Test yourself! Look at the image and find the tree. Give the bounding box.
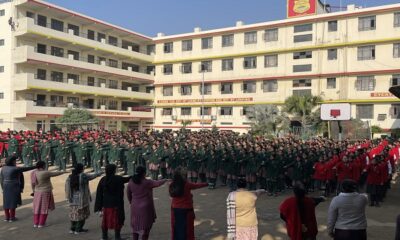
[283,95,322,127]
[57,108,97,130]
[249,105,290,137]
[371,125,383,139]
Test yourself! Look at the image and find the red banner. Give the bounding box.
[287,0,317,18]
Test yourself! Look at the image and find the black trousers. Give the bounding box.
[334,229,367,240]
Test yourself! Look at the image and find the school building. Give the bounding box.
[0,0,400,133]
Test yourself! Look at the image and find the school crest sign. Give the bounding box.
[287,0,317,18]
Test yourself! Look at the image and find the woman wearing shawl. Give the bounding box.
[65,163,101,234]
[226,178,265,240]
[31,161,66,228]
[0,156,36,222]
[94,164,130,240]
[279,182,325,240]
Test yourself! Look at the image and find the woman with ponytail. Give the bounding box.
[94,164,130,240]
[65,163,101,234]
[127,166,168,240]
[279,182,325,240]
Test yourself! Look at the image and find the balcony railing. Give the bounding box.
[33,74,149,93]
[33,100,153,112]
[34,48,154,75]
[33,21,155,55]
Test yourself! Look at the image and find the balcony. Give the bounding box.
[13,73,154,101]
[13,46,154,82]
[14,17,154,63]
[13,100,154,120]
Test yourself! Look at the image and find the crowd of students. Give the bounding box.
[0,128,398,240]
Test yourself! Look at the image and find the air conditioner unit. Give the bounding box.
[67,79,74,84]
[100,38,106,44]
[67,103,74,108]
[211,115,217,121]
[171,116,177,120]
[68,29,75,35]
[100,83,106,88]
[100,105,106,110]
[68,54,74,60]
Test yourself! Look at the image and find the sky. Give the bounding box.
[45,0,400,37]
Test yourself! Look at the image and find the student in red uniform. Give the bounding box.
[313,156,326,192]
[365,156,382,207]
[169,168,207,240]
[335,155,354,194]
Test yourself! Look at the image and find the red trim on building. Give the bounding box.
[154,5,400,43]
[152,125,251,129]
[26,59,154,84]
[154,68,400,86]
[26,113,153,120]
[27,0,152,41]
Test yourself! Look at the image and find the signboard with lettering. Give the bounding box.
[287,0,317,18]
[370,92,394,97]
[157,97,253,104]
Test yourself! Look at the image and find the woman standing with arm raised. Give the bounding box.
[169,168,208,240]
[127,166,168,240]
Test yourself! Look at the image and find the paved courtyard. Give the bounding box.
[1,169,399,240]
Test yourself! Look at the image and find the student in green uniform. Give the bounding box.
[21,139,34,167]
[56,139,68,171]
[40,138,52,169]
[91,141,103,174]
[7,134,19,158]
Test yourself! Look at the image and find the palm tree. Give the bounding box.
[283,95,322,127]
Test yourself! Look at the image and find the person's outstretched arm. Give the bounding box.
[187,182,208,190]
[151,179,168,188]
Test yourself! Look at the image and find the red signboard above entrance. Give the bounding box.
[287,0,317,18]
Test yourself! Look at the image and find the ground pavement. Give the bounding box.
[0,169,399,240]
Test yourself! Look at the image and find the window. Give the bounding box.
[294,24,313,33]
[293,79,312,87]
[359,16,376,31]
[108,36,118,46]
[220,107,233,116]
[67,97,79,106]
[36,69,46,80]
[294,34,313,43]
[264,55,278,67]
[0,39,4,46]
[67,24,79,36]
[181,107,192,116]
[328,20,338,32]
[163,64,173,75]
[394,43,400,58]
[200,83,212,95]
[222,34,234,47]
[222,59,234,71]
[356,105,373,119]
[108,80,118,89]
[390,104,400,119]
[108,59,118,68]
[221,82,233,94]
[200,107,212,116]
[181,62,192,74]
[264,28,278,42]
[87,77,95,86]
[37,43,46,54]
[243,81,256,93]
[50,95,64,106]
[293,51,312,59]
[97,33,106,42]
[262,80,278,92]
[328,49,338,60]
[164,42,174,53]
[244,31,257,44]
[163,86,173,96]
[51,46,64,57]
[355,76,375,91]
[327,78,336,89]
[0,66,4,72]
[182,40,192,51]
[147,45,155,55]
[395,13,400,27]
[67,73,79,84]
[67,50,79,60]
[202,37,213,49]
[108,100,118,110]
[180,85,192,96]
[26,11,34,18]
[0,92,3,99]
[97,98,107,108]
[37,15,47,27]
[51,71,63,82]
[162,108,173,116]
[87,30,95,40]
[241,106,253,117]
[51,18,64,32]
[200,61,212,72]
[244,56,257,69]
[357,45,375,60]
[293,64,312,72]
[392,75,400,86]
[293,89,312,96]
[88,55,95,63]
[0,9,5,16]
[98,78,107,87]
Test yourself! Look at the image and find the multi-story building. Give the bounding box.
[1,0,400,133]
[0,0,156,131]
